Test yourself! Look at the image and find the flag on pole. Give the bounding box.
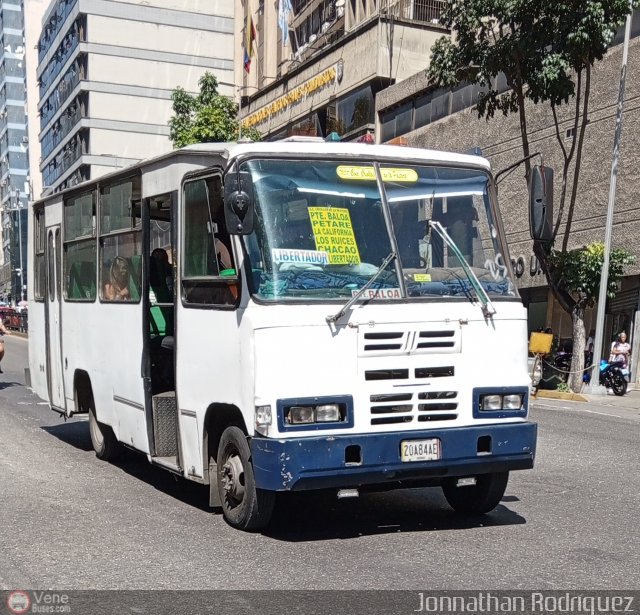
[243,12,257,73]
[278,0,293,46]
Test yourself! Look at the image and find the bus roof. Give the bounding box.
[35,141,491,204]
[182,141,492,171]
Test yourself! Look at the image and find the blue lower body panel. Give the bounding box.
[251,422,537,491]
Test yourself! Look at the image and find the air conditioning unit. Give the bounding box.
[0,180,7,187]
[22,136,28,143]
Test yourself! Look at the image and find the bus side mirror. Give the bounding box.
[529,165,554,242]
[224,171,254,235]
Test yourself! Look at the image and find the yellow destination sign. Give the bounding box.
[413,273,432,282]
[336,166,418,182]
[308,206,361,265]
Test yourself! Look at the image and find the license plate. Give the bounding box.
[400,438,441,462]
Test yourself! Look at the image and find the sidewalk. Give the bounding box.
[581,386,640,410]
[534,384,640,409]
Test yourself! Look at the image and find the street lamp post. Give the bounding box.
[14,188,24,303]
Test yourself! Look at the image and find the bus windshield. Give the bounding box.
[242,158,516,301]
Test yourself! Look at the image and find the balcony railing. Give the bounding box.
[43,135,84,187]
[41,100,83,160]
[39,24,80,98]
[40,60,83,131]
[38,0,77,64]
[380,0,446,24]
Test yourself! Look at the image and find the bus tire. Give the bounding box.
[442,471,509,515]
[89,400,122,462]
[216,426,275,531]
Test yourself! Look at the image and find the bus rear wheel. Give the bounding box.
[442,472,509,515]
[216,426,275,531]
[88,400,122,461]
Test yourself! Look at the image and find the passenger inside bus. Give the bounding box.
[103,256,131,301]
[150,248,173,301]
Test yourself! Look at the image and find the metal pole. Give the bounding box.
[586,9,632,394]
[17,203,24,301]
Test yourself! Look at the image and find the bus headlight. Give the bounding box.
[475,389,527,417]
[289,406,315,424]
[503,394,523,410]
[481,394,502,410]
[279,397,353,430]
[315,404,341,422]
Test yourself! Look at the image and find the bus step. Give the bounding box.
[152,391,178,457]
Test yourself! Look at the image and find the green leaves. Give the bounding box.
[168,72,261,147]
[428,0,636,118]
[548,242,635,306]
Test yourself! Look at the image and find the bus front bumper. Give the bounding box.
[250,422,537,492]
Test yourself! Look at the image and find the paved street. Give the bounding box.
[1,333,639,590]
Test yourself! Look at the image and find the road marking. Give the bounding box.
[583,409,622,418]
[532,402,572,410]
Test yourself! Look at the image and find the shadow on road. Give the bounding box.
[42,420,94,452]
[41,419,210,512]
[40,421,526,540]
[262,490,526,541]
[0,380,21,391]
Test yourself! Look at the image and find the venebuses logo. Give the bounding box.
[7,590,31,614]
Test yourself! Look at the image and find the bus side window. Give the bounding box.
[182,176,237,306]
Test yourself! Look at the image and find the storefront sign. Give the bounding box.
[242,61,343,130]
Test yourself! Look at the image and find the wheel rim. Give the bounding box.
[89,411,103,447]
[612,376,625,395]
[221,449,245,506]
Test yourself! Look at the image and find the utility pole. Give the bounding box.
[586,7,633,394]
[15,188,24,302]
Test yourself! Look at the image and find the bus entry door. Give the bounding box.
[45,226,65,410]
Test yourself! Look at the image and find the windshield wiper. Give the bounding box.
[428,221,496,317]
[325,252,397,324]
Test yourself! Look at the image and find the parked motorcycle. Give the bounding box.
[553,351,572,382]
[583,360,628,396]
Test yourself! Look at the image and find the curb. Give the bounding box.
[533,390,588,403]
[6,332,28,339]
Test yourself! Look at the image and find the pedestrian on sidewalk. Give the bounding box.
[609,331,631,381]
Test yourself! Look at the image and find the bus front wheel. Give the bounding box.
[88,401,122,461]
[441,472,509,515]
[216,426,275,531]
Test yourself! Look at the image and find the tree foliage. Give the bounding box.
[168,72,261,147]
[428,0,637,390]
[429,0,632,118]
[549,243,635,308]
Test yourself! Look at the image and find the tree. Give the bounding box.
[168,72,261,147]
[549,244,634,389]
[428,0,637,390]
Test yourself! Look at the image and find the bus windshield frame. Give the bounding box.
[239,156,517,304]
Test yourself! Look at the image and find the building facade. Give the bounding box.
[237,0,447,141]
[0,0,29,304]
[375,23,640,384]
[34,0,235,194]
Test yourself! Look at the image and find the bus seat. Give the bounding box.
[68,261,96,299]
[150,305,173,337]
[129,254,142,301]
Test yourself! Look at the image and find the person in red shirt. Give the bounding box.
[0,318,8,373]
